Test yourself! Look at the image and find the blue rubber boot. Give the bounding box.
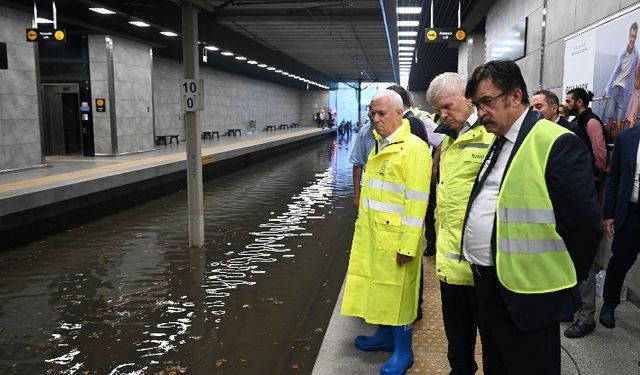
[380,324,414,375]
[354,325,394,352]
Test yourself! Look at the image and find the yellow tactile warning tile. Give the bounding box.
[0,129,320,194]
[410,256,483,374]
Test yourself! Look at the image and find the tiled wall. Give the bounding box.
[88,35,112,155]
[113,38,153,153]
[153,57,304,137]
[89,35,153,155]
[0,5,41,171]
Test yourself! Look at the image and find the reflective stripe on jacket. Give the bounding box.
[436,125,494,285]
[496,119,577,293]
[341,120,432,325]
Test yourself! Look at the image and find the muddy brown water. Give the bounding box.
[0,137,357,374]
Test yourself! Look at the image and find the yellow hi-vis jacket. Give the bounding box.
[436,124,494,285]
[496,119,577,293]
[341,120,432,325]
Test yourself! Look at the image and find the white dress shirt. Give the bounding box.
[463,110,527,266]
[379,125,402,150]
[632,138,640,203]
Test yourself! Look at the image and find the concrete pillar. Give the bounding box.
[182,2,204,248]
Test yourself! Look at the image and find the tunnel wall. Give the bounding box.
[0,5,42,171]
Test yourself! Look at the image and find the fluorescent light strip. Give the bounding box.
[267,67,276,70]
[275,69,283,73]
[235,56,247,60]
[397,7,422,14]
[160,31,178,37]
[221,51,234,56]
[398,31,418,37]
[248,60,258,64]
[205,46,219,51]
[397,20,419,27]
[36,17,54,24]
[129,20,150,27]
[399,52,413,56]
[258,63,267,68]
[398,39,416,45]
[399,46,415,51]
[89,7,116,15]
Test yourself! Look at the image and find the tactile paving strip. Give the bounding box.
[410,256,483,374]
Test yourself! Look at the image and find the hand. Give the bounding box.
[353,192,360,209]
[396,253,414,266]
[603,219,614,238]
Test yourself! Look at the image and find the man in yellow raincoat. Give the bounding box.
[341,90,432,375]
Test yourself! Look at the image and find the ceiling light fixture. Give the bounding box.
[248,60,258,64]
[129,20,150,27]
[398,39,416,45]
[275,69,283,73]
[89,7,116,15]
[398,31,418,37]
[258,63,267,68]
[221,51,234,56]
[205,46,219,51]
[399,46,415,51]
[160,31,178,37]
[399,52,413,56]
[397,7,422,14]
[267,67,276,71]
[235,56,247,60]
[397,20,419,27]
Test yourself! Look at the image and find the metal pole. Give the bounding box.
[181,1,204,248]
[357,78,362,126]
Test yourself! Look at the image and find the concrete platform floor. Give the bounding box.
[313,256,640,375]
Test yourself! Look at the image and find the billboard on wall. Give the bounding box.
[563,6,640,124]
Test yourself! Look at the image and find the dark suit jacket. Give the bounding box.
[404,110,430,145]
[467,109,602,331]
[603,126,640,231]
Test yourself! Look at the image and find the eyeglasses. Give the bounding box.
[472,92,507,111]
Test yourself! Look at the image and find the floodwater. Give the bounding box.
[0,136,357,374]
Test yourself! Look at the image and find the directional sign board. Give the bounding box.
[26,28,66,43]
[425,28,466,43]
[181,79,204,112]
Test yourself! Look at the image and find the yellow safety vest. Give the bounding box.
[496,119,577,293]
[341,120,432,325]
[436,125,494,285]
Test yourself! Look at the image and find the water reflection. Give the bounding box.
[0,137,355,374]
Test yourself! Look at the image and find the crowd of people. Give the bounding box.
[342,60,640,375]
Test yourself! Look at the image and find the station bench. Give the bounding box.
[155,134,180,145]
[226,128,242,136]
[202,130,220,139]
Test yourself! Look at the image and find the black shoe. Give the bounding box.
[599,305,616,329]
[414,309,423,323]
[423,242,436,257]
[563,321,595,338]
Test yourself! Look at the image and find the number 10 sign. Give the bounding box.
[181,79,204,112]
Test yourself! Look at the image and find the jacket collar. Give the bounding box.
[373,119,409,154]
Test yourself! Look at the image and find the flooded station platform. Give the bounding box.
[1,131,638,374]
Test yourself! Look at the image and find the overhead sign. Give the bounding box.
[425,28,466,43]
[96,98,106,112]
[26,28,66,43]
[180,79,204,112]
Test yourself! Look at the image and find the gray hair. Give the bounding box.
[371,89,404,110]
[426,72,467,104]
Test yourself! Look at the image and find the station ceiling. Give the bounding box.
[4,0,494,90]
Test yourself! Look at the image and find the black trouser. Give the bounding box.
[425,182,437,249]
[471,265,561,375]
[440,281,479,375]
[603,203,640,309]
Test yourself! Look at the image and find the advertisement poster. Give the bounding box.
[563,7,640,127]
